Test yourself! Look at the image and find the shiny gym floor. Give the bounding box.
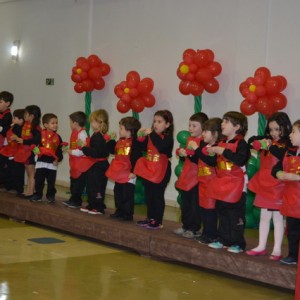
[0,192,294,300]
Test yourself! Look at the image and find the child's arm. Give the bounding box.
[194,141,217,167]
[149,131,174,156]
[0,113,12,137]
[82,133,109,158]
[272,159,300,181]
[22,128,41,146]
[69,130,87,156]
[55,135,64,163]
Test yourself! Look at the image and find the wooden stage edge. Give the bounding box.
[0,192,296,291]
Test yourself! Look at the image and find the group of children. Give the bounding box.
[0,90,299,265]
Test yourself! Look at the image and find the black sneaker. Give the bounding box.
[146,220,163,230]
[195,235,217,245]
[47,197,56,204]
[280,256,297,265]
[136,218,151,227]
[68,202,81,209]
[30,195,42,202]
[110,212,123,219]
[63,200,72,206]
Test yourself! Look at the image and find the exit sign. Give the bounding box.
[46,78,54,85]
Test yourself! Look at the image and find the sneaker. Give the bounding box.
[280,256,297,265]
[136,219,151,227]
[208,241,226,249]
[68,202,81,209]
[30,195,42,202]
[122,215,133,221]
[195,235,216,245]
[146,220,163,230]
[227,245,243,254]
[88,209,103,215]
[47,197,55,204]
[182,230,195,239]
[110,212,123,219]
[80,206,90,213]
[173,227,186,235]
[63,200,72,206]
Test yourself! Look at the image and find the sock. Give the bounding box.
[271,211,284,256]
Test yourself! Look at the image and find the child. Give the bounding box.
[14,105,42,198]
[272,119,300,265]
[63,111,88,208]
[134,110,174,229]
[206,111,250,253]
[191,118,223,244]
[0,91,13,148]
[80,109,115,214]
[106,116,142,221]
[174,112,208,239]
[0,109,24,193]
[30,113,63,203]
[246,112,291,260]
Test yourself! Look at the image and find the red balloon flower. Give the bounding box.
[239,67,287,117]
[177,48,222,96]
[71,54,111,93]
[114,71,156,114]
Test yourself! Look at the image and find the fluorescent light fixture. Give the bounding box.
[11,40,20,61]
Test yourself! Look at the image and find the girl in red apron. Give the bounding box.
[134,110,174,230]
[273,119,300,265]
[247,112,291,260]
[174,112,208,238]
[106,117,142,221]
[206,111,250,253]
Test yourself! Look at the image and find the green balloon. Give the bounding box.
[134,192,145,204]
[246,191,255,212]
[246,155,260,179]
[175,161,184,177]
[176,130,190,146]
[177,193,182,207]
[245,214,256,229]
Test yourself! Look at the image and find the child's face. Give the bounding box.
[189,120,202,138]
[119,125,131,138]
[13,116,24,126]
[203,130,216,145]
[44,118,58,132]
[153,115,170,135]
[221,119,240,138]
[0,100,10,112]
[70,120,79,131]
[24,111,33,123]
[268,121,281,141]
[90,118,102,132]
[289,125,300,147]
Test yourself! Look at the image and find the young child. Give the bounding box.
[191,118,223,244]
[0,109,24,193]
[134,110,174,229]
[0,91,13,148]
[246,112,291,260]
[106,116,142,221]
[63,111,88,208]
[14,105,42,198]
[206,111,250,253]
[30,113,63,203]
[80,109,115,215]
[272,119,300,265]
[174,112,208,239]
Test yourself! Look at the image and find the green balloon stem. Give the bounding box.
[132,111,139,120]
[194,95,202,113]
[257,113,267,136]
[85,91,92,136]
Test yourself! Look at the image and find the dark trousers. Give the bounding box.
[70,172,87,205]
[114,182,135,218]
[286,217,300,260]
[181,185,202,232]
[34,168,57,198]
[202,208,218,239]
[86,161,109,212]
[216,192,246,249]
[4,159,24,193]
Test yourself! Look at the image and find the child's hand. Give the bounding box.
[207,146,224,155]
[128,173,136,179]
[68,149,72,155]
[32,147,40,155]
[53,160,58,166]
[176,148,187,157]
[77,140,85,148]
[15,137,23,144]
[187,141,198,150]
[10,134,17,141]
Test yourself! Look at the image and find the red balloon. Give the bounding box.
[239,81,248,94]
[246,77,254,85]
[72,66,78,74]
[94,78,105,90]
[88,67,102,81]
[82,79,94,92]
[137,78,154,95]
[101,63,110,76]
[179,80,191,95]
[274,76,287,91]
[240,100,256,116]
[114,85,123,98]
[190,81,204,96]
[208,61,222,76]
[177,67,186,80]
[87,54,102,67]
[186,73,195,81]
[195,69,212,83]
[205,49,215,62]
[246,92,258,103]
[71,74,82,83]
[253,75,265,85]
[189,64,198,73]
[193,50,209,67]
[120,81,127,89]
[255,85,266,97]
[270,93,287,110]
[183,49,196,64]
[126,71,140,85]
[254,67,271,81]
[74,82,84,93]
[142,94,156,107]
[129,88,139,98]
[265,78,281,95]
[80,71,88,80]
[121,93,132,104]
[76,57,88,68]
[256,97,272,115]
[131,98,145,113]
[204,78,219,93]
[117,100,130,113]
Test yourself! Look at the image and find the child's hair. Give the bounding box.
[203,117,224,142]
[154,110,174,136]
[13,109,25,120]
[25,105,41,128]
[265,112,292,139]
[89,109,109,134]
[42,113,57,125]
[223,111,248,136]
[119,117,141,138]
[189,112,208,126]
[69,111,86,127]
[0,91,14,106]
[293,120,300,129]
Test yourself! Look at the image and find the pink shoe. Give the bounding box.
[269,255,282,261]
[246,249,267,256]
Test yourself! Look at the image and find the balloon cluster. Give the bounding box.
[177,49,222,96]
[239,67,287,117]
[71,54,111,93]
[114,71,156,113]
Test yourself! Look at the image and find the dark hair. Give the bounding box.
[293,120,300,129]
[42,113,57,125]
[119,117,141,138]
[203,117,224,142]
[265,112,292,139]
[223,111,248,136]
[189,112,208,126]
[154,110,174,136]
[69,111,86,127]
[0,91,14,106]
[25,105,41,128]
[13,109,25,120]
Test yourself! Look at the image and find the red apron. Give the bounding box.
[0,109,11,148]
[0,127,19,157]
[38,129,60,160]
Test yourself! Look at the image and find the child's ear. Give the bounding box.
[166,122,170,128]
[234,124,241,133]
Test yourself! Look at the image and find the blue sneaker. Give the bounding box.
[208,241,225,249]
[227,245,243,253]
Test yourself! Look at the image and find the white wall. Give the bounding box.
[0,0,299,205]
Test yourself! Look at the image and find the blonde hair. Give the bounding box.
[90,109,109,134]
